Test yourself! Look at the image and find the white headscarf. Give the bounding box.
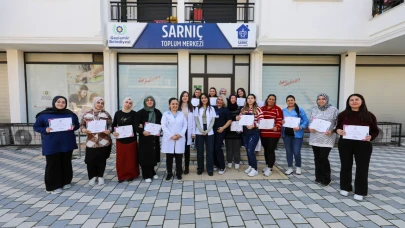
[122,97,133,112]
[92,96,104,111]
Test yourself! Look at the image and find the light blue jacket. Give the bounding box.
[282,107,309,138]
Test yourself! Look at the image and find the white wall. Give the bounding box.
[260,0,371,41]
[0,0,103,40]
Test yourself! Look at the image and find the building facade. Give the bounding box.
[1,0,405,137]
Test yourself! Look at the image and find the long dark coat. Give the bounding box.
[136,108,162,167]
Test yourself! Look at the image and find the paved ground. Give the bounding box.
[1,145,405,228]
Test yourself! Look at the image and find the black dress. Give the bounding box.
[136,109,162,167]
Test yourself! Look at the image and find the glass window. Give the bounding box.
[262,66,339,117]
[118,65,177,112]
[26,64,104,122]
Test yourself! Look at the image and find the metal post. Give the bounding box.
[399,123,402,147]
[78,130,82,158]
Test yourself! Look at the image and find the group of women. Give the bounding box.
[34,88,378,201]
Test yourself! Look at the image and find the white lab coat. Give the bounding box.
[182,107,195,145]
[161,111,188,154]
[194,106,216,136]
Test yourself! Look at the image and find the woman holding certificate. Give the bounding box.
[335,94,379,201]
[179,91,195,174]
[225,94,242,169]
[112,97,139,183]
[308,93,339,186]
[162,98,188,182]
[213,95,232,175]
[236,94,264,177]
[136,96,162,183]
[282,95,308,175]
[80,97,113,186]
[34,96,80,194]
[194,93,216,176]
[260,94,283,177]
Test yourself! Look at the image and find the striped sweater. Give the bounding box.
[239,107,264,127]
[260,105,283,138]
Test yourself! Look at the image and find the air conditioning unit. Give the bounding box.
[374,124,392,143]
[11,126,42,145]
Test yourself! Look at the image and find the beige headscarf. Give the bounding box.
[92,96,104,111]
[122,97,133,112]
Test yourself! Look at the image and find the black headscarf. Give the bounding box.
[228,94,238,111]
[35,96,75,118]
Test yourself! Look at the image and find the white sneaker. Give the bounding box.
[262,166,269,173]
[214,166,218,171]
[340,190,349,197]
[145,178,152,183]
[296,167,302,175]
[218,168,226,175]
[228,163,233,169]
[62,184,71,190]
[244,166,252,174]
[46,188,63,194]
[235,164,240,170]
[153,175,159,180]
[285,168,293,175]
[248,169,259,177]
[88,177,97,186]
[264,169,272,177]
[98,177,105,186]
[354,194,364,201]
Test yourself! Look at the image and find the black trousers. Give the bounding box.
[338,139,373,196]
[141,165,156,180]
[45,151,73,191]
[214,132,226,170]
[312,146,332,185]
[184,130,190,168]
[225,139,241,164]
[261,137,279,169]
[167,153,183,177]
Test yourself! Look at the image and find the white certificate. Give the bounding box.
[283,117,301,128]
[191,98,200,106]
[87,120,107,133]
[259,119,275,129]
[144,122,162,136]
[115,125,134,139]
[257,101,265,107]
[49,117,73,132]
[237,98,246,107]
[210,97,217,106]
[309,119,331,133]
[238,115,254,126]
[343,125,369,141]
[230,121,243,132]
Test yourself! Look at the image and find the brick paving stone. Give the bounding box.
[1,146,405,228]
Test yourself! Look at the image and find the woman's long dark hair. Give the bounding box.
[198,93,211,112]
[237,88,246,98]
[192,88,201,98]
[342,93,372,123]
[179,91,193,112]
[286,95,300,116]
[266,94,277,106]
[209,87,217,97]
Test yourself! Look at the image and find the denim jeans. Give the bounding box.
[242,129,260,170]
[283,136,303,168]
[196,127,214,172]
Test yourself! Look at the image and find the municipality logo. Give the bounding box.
[113,24,127,35]
[236,24,249,46]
